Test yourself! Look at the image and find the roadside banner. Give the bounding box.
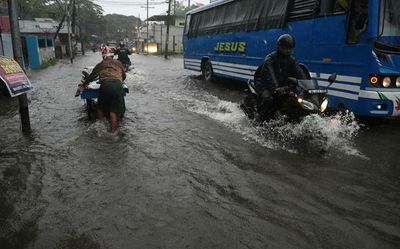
[0,56,33,97]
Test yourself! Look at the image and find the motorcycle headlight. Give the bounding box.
[299,99,315,111]
[382,77,391,88]
[320,98,328,113]
[396,77,400,88]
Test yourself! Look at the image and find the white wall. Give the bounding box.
[151,24,184,52]
[1,33,13,57]
[39,47,55,63]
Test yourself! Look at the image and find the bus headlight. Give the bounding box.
[382,77,391,88]
[396,77,400,88]
[320,98,328,113]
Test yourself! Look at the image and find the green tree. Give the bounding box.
[174,1,202,16]
[76,0,105,38]
[103,14,142,42]
[14,0,142,46]
[15,0,105,45]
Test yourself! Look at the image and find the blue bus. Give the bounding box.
[183,0,400,118]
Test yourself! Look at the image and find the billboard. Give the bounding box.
[0,56,33,97]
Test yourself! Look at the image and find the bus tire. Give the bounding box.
[202,60,214,82]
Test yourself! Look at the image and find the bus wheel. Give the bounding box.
[202,61,214,82]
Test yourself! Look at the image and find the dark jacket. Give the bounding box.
[254,51,306,92]
[84,57,126,85]
[115,47,131,63]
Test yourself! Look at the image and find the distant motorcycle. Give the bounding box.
[240,74,336,122]
[118,59,132,72]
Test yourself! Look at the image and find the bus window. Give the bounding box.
[379,0,400,38]
[347,0,368,44]
[319,0,351,15]
[334,0,351,13]
[184,14,191,35]
[288,0,319,21]
[188,0,289,37]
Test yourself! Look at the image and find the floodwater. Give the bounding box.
[0,53,399,249]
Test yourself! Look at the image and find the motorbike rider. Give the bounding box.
[254,34,306,119]
[101,43,110,59]
[114,41,132,68]
[79,52,126,133]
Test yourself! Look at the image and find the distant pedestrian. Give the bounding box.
[101,43,112,60]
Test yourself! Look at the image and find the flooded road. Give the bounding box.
[1,53,399,249]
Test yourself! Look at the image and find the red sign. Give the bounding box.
[0,56,33,97]
[0,16,10,33]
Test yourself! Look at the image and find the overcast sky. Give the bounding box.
[92,0,210,20]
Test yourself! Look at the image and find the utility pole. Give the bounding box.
[8,0,31,133]
[77,0,84,55]
[141,1,154,55]
[146,0,149,54]
[160,24,163,53]
[164,0,172,59]
[66,0,73,63]
[71,0,76,34]
[188,0,190,8]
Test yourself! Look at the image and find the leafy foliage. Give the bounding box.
[174,1,202,16]
[103,14,141,42]
[14,0,142,45]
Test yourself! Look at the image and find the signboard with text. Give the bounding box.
[0,56,33,97]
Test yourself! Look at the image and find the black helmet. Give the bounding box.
[277,34,295,56]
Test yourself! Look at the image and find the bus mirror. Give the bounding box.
[328,73,337,83]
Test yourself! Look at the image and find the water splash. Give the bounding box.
[175,94,363,157]
[85,120,120,141]
[257,112,363,157]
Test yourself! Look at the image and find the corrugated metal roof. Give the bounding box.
[18,18,69,34]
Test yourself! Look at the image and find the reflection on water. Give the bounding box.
[0,149,43,249]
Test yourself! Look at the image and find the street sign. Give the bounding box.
[0,56,33,97]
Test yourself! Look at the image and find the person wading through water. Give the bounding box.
[79,52,126,133]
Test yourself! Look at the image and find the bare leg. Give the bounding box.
[109,112,119,133]
[97,110,104,120]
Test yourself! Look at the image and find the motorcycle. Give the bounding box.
[123,61,132,72]
[75,67,129,119]
[118,59,133,72]
[240,74,336,122]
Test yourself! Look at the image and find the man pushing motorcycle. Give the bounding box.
[254,34,307,120]
[79,52,126,133]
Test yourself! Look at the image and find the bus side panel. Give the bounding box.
[291,15,372,114]
[209,31,274,82]
[184,28,306,82]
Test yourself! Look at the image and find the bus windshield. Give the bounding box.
[379,0,400,37]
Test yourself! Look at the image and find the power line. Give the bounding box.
[93,0,166,5]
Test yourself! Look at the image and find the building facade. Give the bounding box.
[0,16,70,69]
[138,15,185,54]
